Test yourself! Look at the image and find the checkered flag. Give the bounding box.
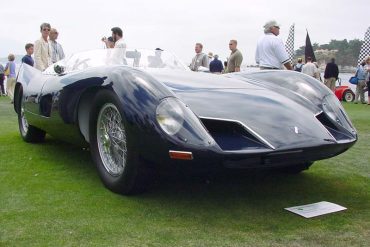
[358,26,370,65]
[285,24,295,63]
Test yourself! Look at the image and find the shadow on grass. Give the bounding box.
[32,137,366,212]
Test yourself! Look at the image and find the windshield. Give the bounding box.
[44,48,188,74]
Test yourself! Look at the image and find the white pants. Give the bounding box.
[6,77,16,101]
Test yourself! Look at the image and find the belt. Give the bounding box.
[260,66,279,70]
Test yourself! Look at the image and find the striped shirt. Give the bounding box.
[50,40,65,63]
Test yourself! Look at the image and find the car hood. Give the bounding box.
[151,70,336,150]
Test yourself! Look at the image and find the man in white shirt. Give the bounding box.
[34,23,52,71]
[190,43,209,71]
[49,28,65,63]
[302,57,318,78]
[255,20,292,70]
[110,27,127,64]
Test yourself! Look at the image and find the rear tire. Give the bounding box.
[17,87,46,143]
[343,90,355,102]
[278,162,313,174]
[89,90,152,195]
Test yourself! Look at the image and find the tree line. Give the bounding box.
[295,39,363,66]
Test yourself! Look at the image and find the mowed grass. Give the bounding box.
[0,96,369,247]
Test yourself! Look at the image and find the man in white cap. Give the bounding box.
[255,20,292,70]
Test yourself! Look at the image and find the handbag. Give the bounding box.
[349,76,358,85]
[4,65,10,76]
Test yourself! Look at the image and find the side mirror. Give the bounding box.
[54,64,65,75]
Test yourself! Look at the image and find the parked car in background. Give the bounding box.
[335,78,355,102]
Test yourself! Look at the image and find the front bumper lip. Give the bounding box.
[222,140,356,168]
[171,138,356,169]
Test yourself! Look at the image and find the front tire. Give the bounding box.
[89,90,151,195]
[343,90,355,102]
[17,87,46,142]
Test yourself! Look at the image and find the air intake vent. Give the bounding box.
[315,112,353,141]
[200,118,270,151]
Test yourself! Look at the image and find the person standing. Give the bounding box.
[4,54,16,102]
[364,56,370,105]
[313,62,322,81]
[302,57,318,78]
[324,58,339,92]
[209,54,223,74]
[34,23,52,71]
[0,64,5,96]
[22,43,35,66]
[49,28,65,63]
[110,27,127,64]
[208,52,213,64]
[255,20,292,70]
[226,40,243,73]
[294,58,304,72]
[353,61,367,104]
[190,43,209,71]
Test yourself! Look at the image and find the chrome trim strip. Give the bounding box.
[314,110,323,117]
[199,116,275,150]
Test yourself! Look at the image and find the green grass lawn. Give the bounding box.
[0,96,369,246]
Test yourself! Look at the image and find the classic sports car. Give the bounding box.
[14,49,357,195]
[335,79,355,102]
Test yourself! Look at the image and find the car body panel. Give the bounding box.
[14,49,357,171]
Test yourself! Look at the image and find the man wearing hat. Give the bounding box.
[110,26,127,64]
[255,20,292,70]
[148,48,164,68]
[208,52,214,64]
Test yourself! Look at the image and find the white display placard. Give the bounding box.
[285,201,347,218]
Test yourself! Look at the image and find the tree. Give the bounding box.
[294,39,363,66]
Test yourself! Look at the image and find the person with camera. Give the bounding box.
[102,36,115,49]
[109,27,127,64]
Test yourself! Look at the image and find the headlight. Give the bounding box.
[156,97,215,147]
[156,97,184,135]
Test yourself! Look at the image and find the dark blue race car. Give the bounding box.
[14,49,357,195]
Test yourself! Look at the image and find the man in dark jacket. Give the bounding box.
[209,54,223,74]
[324,58,339,92]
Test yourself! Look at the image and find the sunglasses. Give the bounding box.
[42,28,50,31]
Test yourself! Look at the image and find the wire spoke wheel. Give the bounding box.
[20,100,29,135]
[344,91,354,102]
[97,103,127,176]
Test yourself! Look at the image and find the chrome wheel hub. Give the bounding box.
[97,103,127,176]
[20,103,29,134]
